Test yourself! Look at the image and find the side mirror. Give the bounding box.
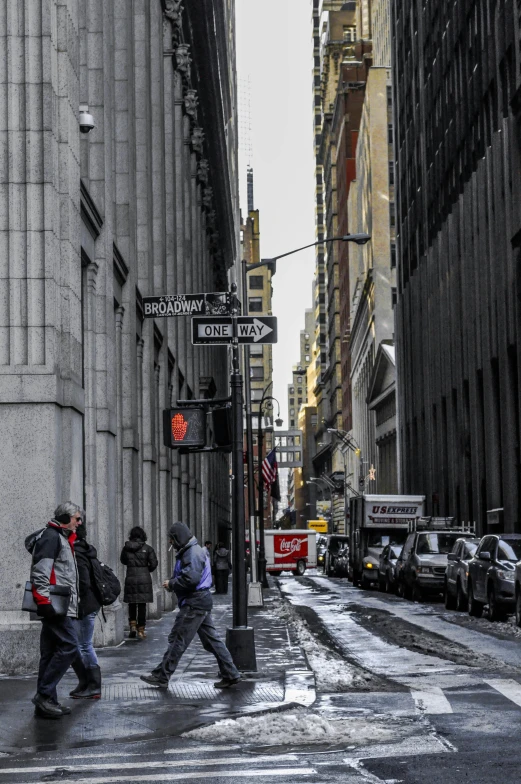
[447,553,458,562]
[479,551,491,561]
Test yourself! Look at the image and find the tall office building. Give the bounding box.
[0,0,239,671]
[392,1,521,530]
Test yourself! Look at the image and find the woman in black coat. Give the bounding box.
[120,527,158,640]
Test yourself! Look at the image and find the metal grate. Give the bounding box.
[103,679,284,705]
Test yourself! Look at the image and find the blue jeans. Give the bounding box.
[152,604,240,683]
[75,611,99,667]
[37,616,80,701]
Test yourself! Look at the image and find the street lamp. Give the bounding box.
[257,387,282,588]
[241,232,371,587]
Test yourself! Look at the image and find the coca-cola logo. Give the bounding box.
[279,537,304,556]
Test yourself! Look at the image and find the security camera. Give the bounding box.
[79,105,95,134]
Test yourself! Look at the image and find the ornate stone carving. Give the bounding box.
[191,127,204,155]
[205,209,217,227]
[197,159,209,185]
[202,186,214,210]
[184,89,198,118]
[164,0,183,23]
[175,44,191,76]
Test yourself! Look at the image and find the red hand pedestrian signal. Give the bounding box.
[163,407,206,448]
[172,413,189,441]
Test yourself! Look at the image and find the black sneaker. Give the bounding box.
[214,676,241,689]
[140,674,169,688]
[31,694,63,719]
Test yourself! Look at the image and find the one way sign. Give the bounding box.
[192,316,277,345]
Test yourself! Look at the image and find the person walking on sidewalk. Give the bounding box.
[120,527,158,640]
[140,522,241,690]
[69,521,102,700]
[213,542,232,594]
[25,502,87,720]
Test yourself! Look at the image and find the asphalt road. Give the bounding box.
[2,577,521,783]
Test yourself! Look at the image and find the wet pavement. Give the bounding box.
[0,585,312,757]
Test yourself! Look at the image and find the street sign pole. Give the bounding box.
[226,284,257,672]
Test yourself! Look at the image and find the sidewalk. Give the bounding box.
[0,583,314,757]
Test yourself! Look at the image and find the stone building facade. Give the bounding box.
[392,0,521,530]
[0,0,238,671]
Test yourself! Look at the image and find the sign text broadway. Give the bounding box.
[143,292,231,318]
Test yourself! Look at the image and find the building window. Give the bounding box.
[392,287,397,308]
[387,85,392,108]
[251,388,263,401]
[248,297,263,313]
[289,386,294,394]
[297,376,303,383]
[388,160,394,186]
[311,414,318,426]
[290,408,295,416]
[290,419,295,427]
[390,243,396,268]
[389,202,395,227]
[305,333,309,339]
[388,124,393,144]
[297,388,302,394]
[289,398,294,405]
[250,344,263,357]
[249,276,264,290]
[305,354,310,362]
[251,366,264,380]
[343,25,356,42]
[298,398,302,405]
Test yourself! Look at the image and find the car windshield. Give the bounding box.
[329,537,349,554]
[416,533,460,555]
[367,531,407,548]
[463,542,478,559]
[498,539,521,562]
[390,545,402,558]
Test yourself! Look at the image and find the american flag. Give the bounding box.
[262,448,278,485]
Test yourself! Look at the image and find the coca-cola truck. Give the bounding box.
[264,529,317,577]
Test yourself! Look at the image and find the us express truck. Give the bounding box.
[349,494,425,588]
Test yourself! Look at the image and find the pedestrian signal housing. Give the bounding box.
[163,408,206,448]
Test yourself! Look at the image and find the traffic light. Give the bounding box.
[211,405,232,448]
[163,408,206,448]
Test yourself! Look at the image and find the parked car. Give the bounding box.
[317,536,328,572]
[467,534,521,620]
[324,535,350,577]
[378,543,403,593]
[444,538,479,611]
[335,544,350,577]
[397,529,475,602]
[514,560,521,627]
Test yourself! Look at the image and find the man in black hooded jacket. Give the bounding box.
[140,522,240,689]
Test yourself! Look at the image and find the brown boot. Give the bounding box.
[129,620,137,639]
[137,626,146,640]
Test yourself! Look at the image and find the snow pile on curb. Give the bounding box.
[271,596,374,692]
[183,706,417,747]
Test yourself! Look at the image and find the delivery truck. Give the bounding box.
[264,529,317,577]
[349,494,425,588]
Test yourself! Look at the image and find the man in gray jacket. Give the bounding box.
[140,522,240,689]
[25,502,85,719]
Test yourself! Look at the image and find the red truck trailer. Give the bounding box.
[264,529,317,577]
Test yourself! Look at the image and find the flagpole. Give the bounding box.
[257,389,280,589]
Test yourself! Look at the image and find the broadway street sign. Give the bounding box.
[143,292,232,318]
[192,316,278,345]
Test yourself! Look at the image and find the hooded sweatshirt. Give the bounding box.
[25,521,79,618]
[168,522,212,610]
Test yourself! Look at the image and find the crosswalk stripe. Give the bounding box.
[22,768,317,784]
[410,687,453,714]
[485,679,521,708]
[0,754,299,776]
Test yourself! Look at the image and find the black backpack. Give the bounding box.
[90,558,121,607]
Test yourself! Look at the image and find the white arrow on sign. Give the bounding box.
[238,318,274,342]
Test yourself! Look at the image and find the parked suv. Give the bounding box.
[444,538,479,611]
[467,534,521,620]
[397,529,475,602]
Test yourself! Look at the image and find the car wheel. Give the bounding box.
[456,581,466,612]
[488,584,505,622]
[295,559,306,577]
[386,573,394,594]
[444,581,456,610]
[468,581,483,618]
[378,575,386,592]
[516,589,521,628]
[361,575,371,590]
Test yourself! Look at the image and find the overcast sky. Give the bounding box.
[236,0,316,424]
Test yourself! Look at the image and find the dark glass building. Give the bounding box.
[392,0,521,532]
